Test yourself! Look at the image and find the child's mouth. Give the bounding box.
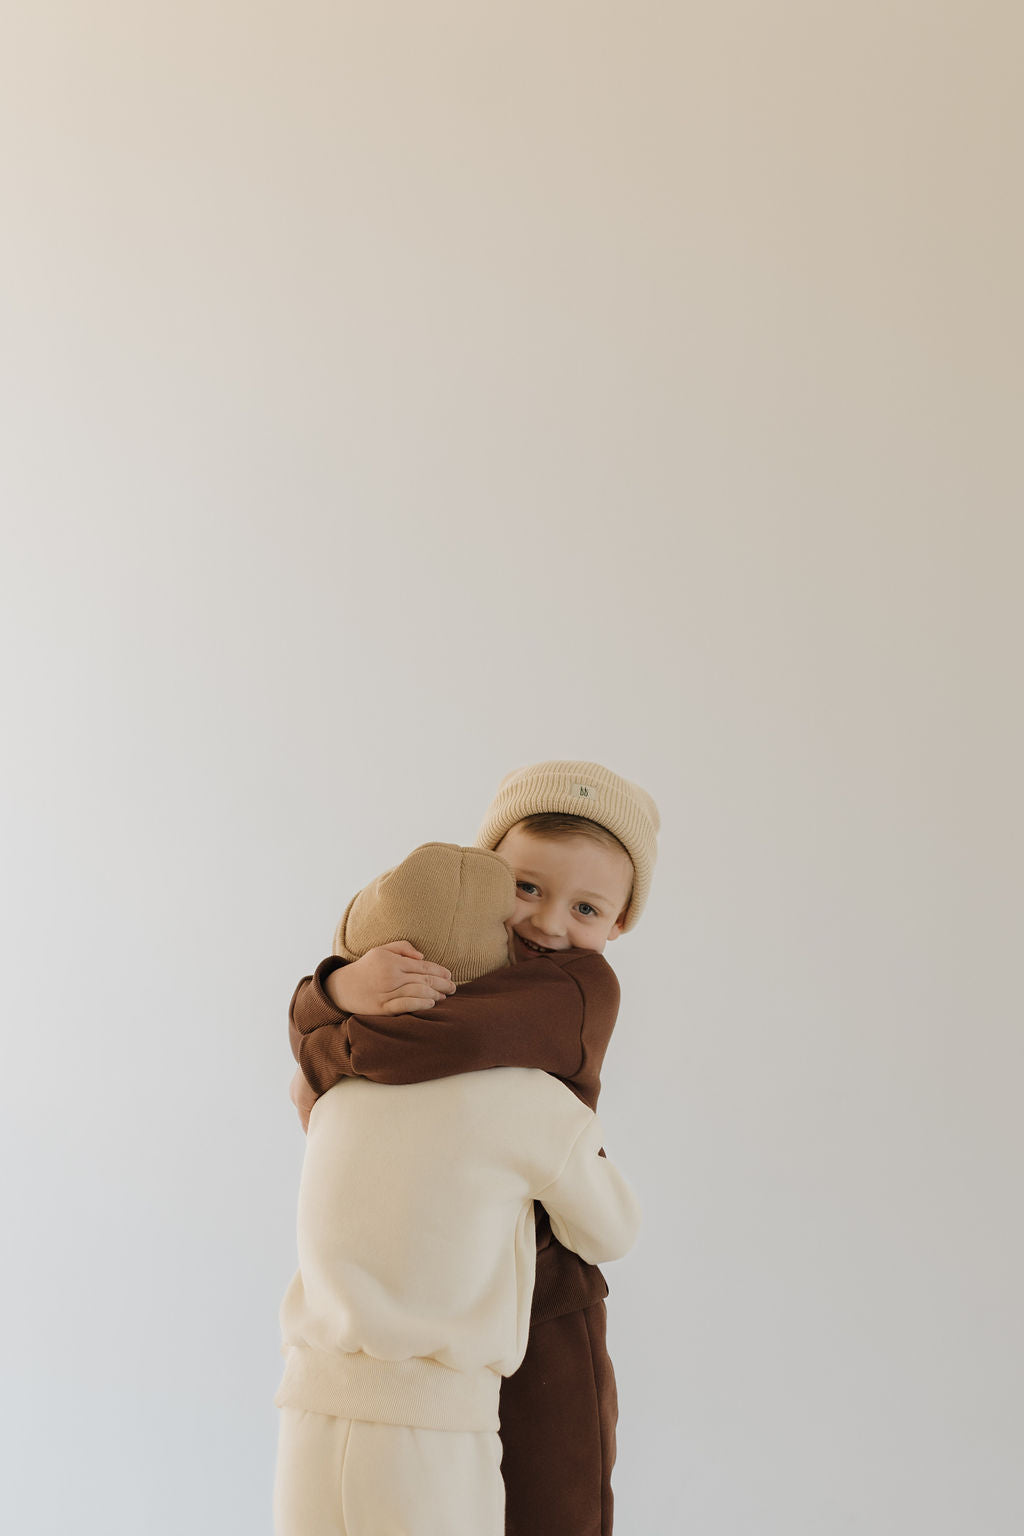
[518,934,554,953]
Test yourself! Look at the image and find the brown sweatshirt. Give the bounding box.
[289,933,621,1323]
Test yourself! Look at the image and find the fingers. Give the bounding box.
[390,962,455,993]
[380,944,454,985]
[395,959,454,984]
[381,996,439,1014]
[420,961,456,982]
[376,977,457,1011]
[386,981,450,1004]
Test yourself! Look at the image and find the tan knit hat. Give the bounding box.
[475,760,660,931]
[332,842,516,984]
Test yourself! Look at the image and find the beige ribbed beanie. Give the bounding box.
[475,760,660,931]
[332,842,516,984]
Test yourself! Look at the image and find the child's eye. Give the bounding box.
[516,881,539,896]
[577,903,599,918]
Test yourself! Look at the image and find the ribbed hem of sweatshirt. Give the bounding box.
[532,1251,609,1324]
[275,1346,501,1432]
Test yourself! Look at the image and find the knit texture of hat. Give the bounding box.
[332,843,516,984]
[474,760,660,931]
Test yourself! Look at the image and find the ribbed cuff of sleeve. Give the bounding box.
[293,956,350,1035]
[531,1246,609,1324]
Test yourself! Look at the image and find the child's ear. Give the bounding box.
[605,912,628,942]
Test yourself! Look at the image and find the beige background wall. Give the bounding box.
[2,3,1021,1532]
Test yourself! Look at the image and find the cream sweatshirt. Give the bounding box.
[276,1066,640,1432]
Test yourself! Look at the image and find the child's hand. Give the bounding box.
[325,942,456,1015]
[290,1067,317,1133]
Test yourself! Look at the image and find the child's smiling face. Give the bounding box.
[493,824,634,955]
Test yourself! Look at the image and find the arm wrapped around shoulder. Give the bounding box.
[536,1114,641,1266]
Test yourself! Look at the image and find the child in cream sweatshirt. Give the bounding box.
[274,841,640,1536]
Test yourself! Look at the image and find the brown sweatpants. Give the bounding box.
[498,1300,618,1536]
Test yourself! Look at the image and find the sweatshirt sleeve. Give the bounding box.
[536,1114,641,1266]
[290,952,618,1105]
[289,958,355,1090]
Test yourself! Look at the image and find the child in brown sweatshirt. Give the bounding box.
[289,760,659,1536]
[277,841,640,1536]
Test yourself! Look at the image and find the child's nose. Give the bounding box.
[535,905,567,937]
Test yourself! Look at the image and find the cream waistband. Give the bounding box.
[274,1345,501,1432]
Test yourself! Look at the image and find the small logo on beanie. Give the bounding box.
[573,784,595,799]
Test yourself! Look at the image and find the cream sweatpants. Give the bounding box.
[274,1407,505,1536]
